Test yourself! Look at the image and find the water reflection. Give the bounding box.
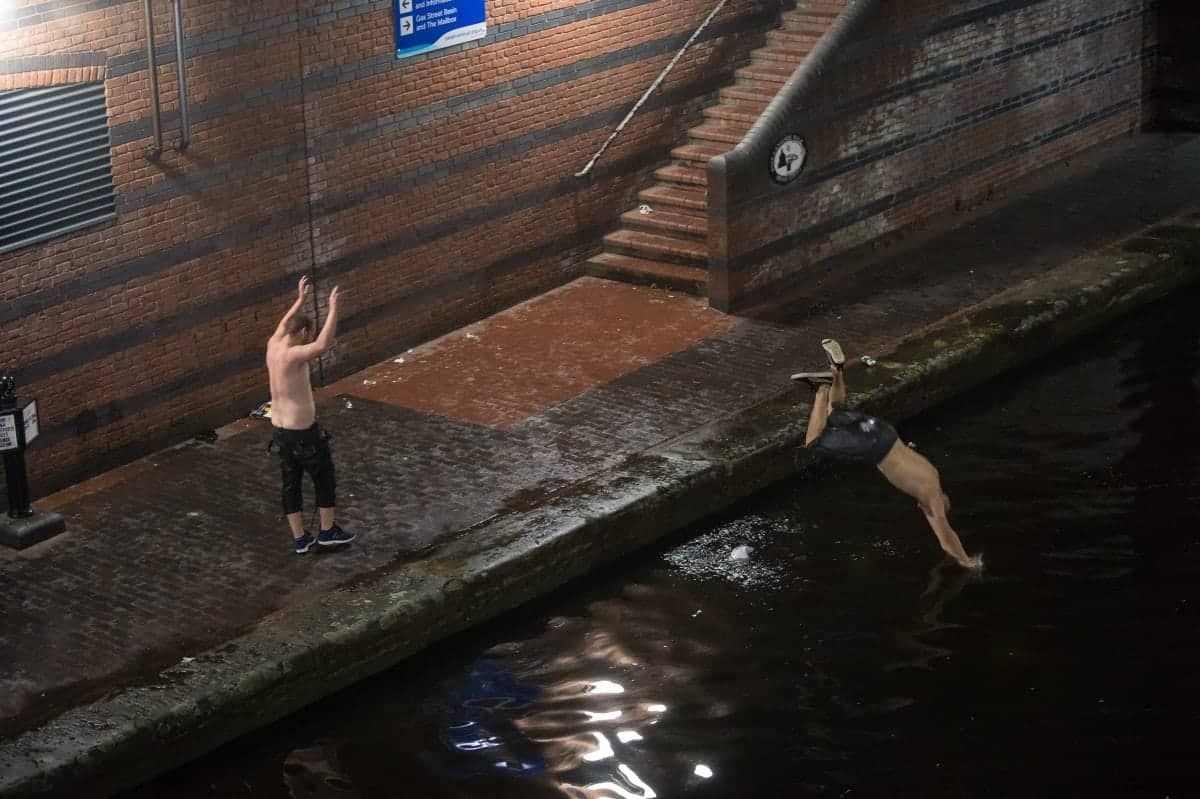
[429,581,759,797]
[282,742,359,798]
[888,562,973,673]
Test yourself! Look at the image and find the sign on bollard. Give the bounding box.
[0,410,15,452]
[0,398,38,453]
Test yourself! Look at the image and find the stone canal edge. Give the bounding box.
[2,212,1198,798]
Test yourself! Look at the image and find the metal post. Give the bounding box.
[143,0,164,159]
[3,454,32,519]
[171,0,191,150]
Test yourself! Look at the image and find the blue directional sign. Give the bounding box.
[395,0,487,59]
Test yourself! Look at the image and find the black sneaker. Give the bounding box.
[821,338,846,369]
[790,371,834,388]
[317,524,355,547]
[293,532,315,554]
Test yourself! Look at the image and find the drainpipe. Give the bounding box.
[170,0,191,150]
[142,0,163,159]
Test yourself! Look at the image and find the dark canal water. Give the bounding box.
[125,294,1200,798]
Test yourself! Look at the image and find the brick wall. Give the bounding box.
[0,0,777,498]
[708,0,1161,310]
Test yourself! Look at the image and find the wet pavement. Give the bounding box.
[122,288,1200,798]
[1,133,1199,796]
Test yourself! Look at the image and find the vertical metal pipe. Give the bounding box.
[171,0,190,150]
[142,0,163,158]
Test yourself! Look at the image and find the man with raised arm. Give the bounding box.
[793,339,981,569]
[266,276,354,553]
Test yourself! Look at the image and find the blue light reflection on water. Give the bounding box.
[123,291,1200,798]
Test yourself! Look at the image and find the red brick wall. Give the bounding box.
[0,0,776,498]
[708,0,1161,310]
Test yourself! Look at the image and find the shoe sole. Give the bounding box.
[821,338,846,368]
[790,371,833,382]
[294,542,314,554]
[317,537,355,547]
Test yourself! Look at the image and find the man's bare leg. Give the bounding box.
[806,385,832,445]
[876,442,980,568]
[830,366,847,405]
[286,512,305,539]
[318,506,335,531]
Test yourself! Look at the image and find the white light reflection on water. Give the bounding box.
[582,763,658,798]
[583,709,623,722]
[439,582,747,796]
[582,732,615,762]
[694,763,714,778]
[587,680,625,695]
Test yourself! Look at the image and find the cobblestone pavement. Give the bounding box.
[1,134,1197,743]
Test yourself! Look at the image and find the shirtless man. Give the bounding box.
[793,339,981,569]
[267,276,354,553]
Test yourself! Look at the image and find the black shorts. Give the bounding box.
[272,423,336,515]
[808,405,899,466]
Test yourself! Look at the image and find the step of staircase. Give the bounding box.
[703,104,761,125]
[686,123,744,146]
[719,84,777,108]
[653,164,708,188]
[734,75,788,93]
[671,141,730,167]
[781,10,839,33]
[620,206,707,238]
[735,63,794,84]
[585,252,708,295]
[602,228,707,265]
[638,184,707,213]
[752,46,809,66]
[767,29,820,48]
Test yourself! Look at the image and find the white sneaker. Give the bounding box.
[821,339,845,369]
[790,371,834,388]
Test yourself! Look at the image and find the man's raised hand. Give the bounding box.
[298,275,310,300]
[329,285,340,307]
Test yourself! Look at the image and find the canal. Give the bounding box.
[124,291,1200,797]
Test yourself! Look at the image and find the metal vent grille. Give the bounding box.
[0,82,116,254]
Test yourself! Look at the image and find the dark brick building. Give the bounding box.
[0,0,1192,497]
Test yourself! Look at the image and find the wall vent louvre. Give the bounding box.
[0,81,116,255]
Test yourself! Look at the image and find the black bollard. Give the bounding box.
[1,375,32,518]
[0,375,64,548]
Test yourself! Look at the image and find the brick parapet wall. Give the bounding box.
[0,0,776,497]
[708,0,1160,311]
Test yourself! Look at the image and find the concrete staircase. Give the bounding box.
[586,1,845,296]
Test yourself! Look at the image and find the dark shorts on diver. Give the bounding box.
[808,405,899,466]
[272,423,336,515]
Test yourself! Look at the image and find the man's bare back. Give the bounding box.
[266,278,339,430]
[267,339,316,430]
